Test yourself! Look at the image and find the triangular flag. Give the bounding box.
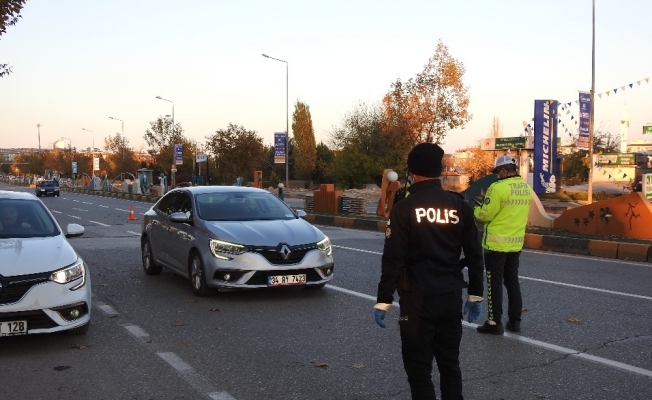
[621,86,626,91]
[603,170,607,175]
[608,174,612,179]
[629,83,633,89]
[606,91,611,96]
[618,168,622,173]
[614,88,618,94]
[566,110,570,114]
[598,93,603,99]
[575,100,579,105]
[646,77,650,83]
[607,159,612,164]
[575,121,578,125]
[567,102,572,106]
[637,80,642,86]
[623,173,628,178]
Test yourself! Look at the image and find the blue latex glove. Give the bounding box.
[373,309,386,328]
[463,301,482,323]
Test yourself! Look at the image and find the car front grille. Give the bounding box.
[246,268,323,286]
[249,243,317,265]
[0,309,58,330]
[0,272,51,305]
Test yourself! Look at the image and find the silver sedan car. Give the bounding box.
[141,186,333,296]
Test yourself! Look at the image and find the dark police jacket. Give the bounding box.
[376,179,484,305]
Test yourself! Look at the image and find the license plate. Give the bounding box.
[0,320,28,337]
[268,274,306,286]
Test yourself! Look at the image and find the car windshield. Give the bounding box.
[195,192,297,221]
[0,199,60,238]
[37,180,58,187]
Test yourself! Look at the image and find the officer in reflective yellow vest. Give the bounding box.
[474,154,531,335]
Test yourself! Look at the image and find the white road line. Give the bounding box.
[82,201,93,204]
[97,304,118,316]
[89,220,110,227]
[325,284,652,378]
[157,352,236,400]
[127,230,140,236]
[521,276,652,301]
[98,205,109,208]
[67,214,82,219]
[116,208,129,212]
[122,324,149,338]
[333,245,651,300]
[522,249,652,269]
[72,207,88,212]
[51,210,62,214]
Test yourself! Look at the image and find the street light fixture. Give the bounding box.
[262,53,289,190]
[108,116,125,162]
[155,96,176,187]
[82,128,94,152]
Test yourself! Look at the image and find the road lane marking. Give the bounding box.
[82,201,93,204]
[127,230,140,236]
[72,207,88,212]
[157,352,236,400]
[333,245,651,300]
[116,208,129,212]
[122,324,149,338]
[51,210,62,214]
[521,276,652,301]
[89,220,110,227]
[97,304,118,316]
[522,249,652,269]
[325,283,652,378]
[67,214,82,219]
[99,205,109,208]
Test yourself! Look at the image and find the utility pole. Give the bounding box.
[37,123,41,152]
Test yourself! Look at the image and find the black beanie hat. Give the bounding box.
[407,143,444,177]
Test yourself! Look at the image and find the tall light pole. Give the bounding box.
[587,0,596,204]
[109,116,125,162]
[262,53,289,190]
[82,128,94,152]
[155,96,175,187]
[37,123,41,152]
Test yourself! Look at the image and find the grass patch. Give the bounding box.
[537,190,620,202]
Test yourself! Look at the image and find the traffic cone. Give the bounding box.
[128,205,138,221]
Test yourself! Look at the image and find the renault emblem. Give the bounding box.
[279,244,292,260]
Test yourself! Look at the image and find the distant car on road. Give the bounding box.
[140,186,334,296]
[35,179,60,197]
[0,190,91,336]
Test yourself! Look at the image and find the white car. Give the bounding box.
[0,190,91,336]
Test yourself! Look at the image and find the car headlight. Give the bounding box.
[317,236,332,256]
[50,259,86,290]
[39,189,45,191]
[209,239,247,260]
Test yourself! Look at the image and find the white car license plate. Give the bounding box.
[268,274,306,286]
[0,320,28,337]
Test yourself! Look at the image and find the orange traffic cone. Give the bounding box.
[128,205,138,221]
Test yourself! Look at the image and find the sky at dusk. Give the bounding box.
[1,0,651,155]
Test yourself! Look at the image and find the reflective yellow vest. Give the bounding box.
[473,176,531,252]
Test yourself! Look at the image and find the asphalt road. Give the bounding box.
[1,184,651,400]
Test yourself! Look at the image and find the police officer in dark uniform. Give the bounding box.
[374,143,485,400]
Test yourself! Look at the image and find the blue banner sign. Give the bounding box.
[533,100,558,194]
[577,91,591,149]
[174,144,183,165]
[274,132,286,164]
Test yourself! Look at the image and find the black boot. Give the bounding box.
[477,321,504,335]
[506,320,521,333]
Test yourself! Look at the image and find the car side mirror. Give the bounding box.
[169,212,191,223]
[295,209,307,218]
[65,223,85,238]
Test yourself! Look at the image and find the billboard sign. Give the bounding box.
[174,144,183,165]
[533,100,558,194]
[196,154,207,163]
[93,157,100,171]
[643,174,652,201]
[495,137,527,150]
[274,132,286,164]
[71,162,78,174]
[596,153,636,165]
[643,125,652,135]
[577,91,591,149]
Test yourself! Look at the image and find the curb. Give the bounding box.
[61,187,160,203]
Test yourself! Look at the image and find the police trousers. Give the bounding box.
[484,250,522,324]
[399,290,463,400]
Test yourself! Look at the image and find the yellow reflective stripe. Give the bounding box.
[486,235,524,243]
[500,199,532,207]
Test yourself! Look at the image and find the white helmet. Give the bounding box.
[491,154,516,173]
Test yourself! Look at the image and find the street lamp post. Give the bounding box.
[587,0,596,204]
[156,96,176,187]
[82,128,94,152]
[262,53,289,190]
[108,116,125,162]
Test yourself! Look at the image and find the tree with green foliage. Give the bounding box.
[562,125,620,186]
[312,142,335,184]
[1,0,27,78]
[205,123,266,185]
[381,39,471,145]
[292,101,317,180]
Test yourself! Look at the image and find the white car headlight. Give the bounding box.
[50,259,86,290]
[317,236,332,256]
[209,239,247,260]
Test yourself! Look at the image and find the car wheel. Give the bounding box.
[142,238,162,275]
[36,193,40,197]
[67,322,90,335]
[189,252,215,297]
